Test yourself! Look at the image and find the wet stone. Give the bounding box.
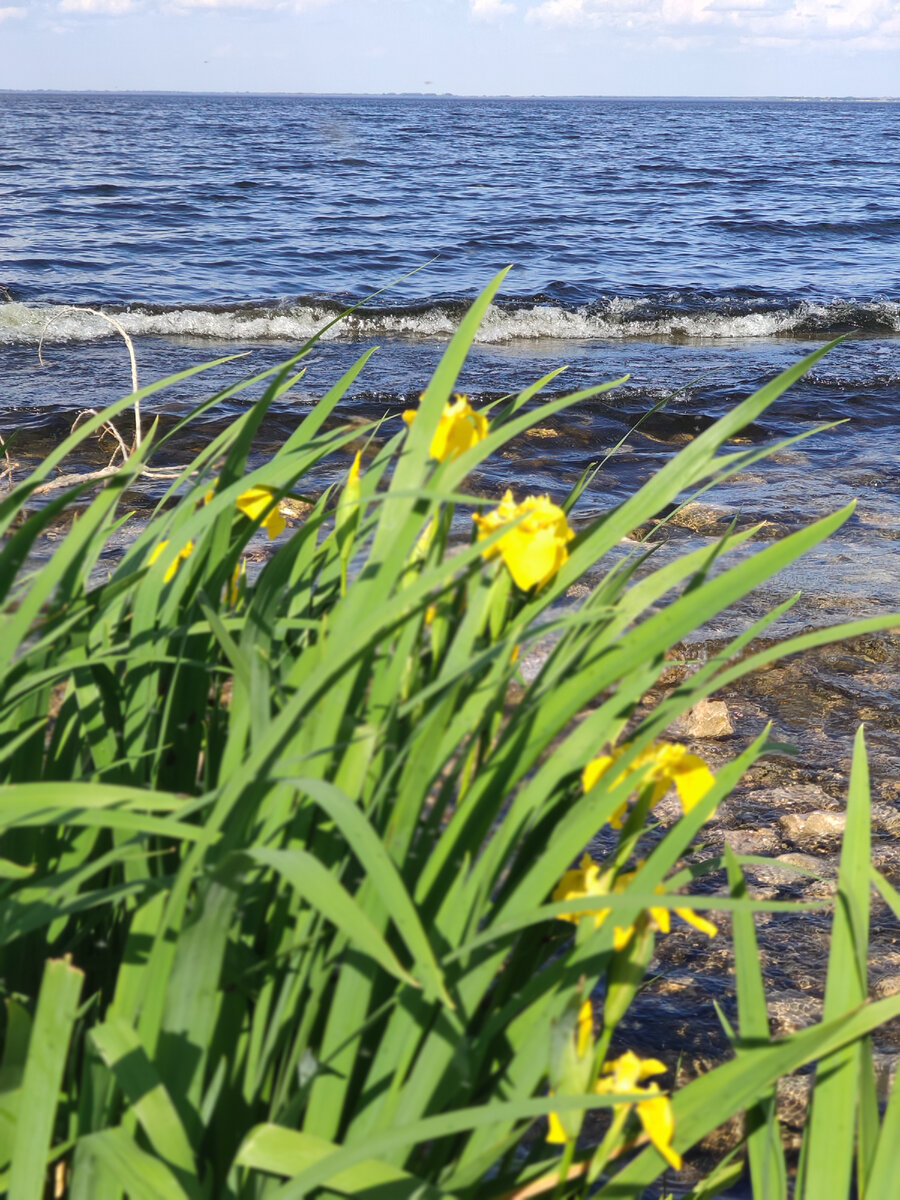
[777,1074,813,1130]
[871,803,900,837]
[779,810,847,850]
[767,992,824,1037]
[670,698,734,739]
[565,583,591,600]
[871,974,900,1000]
[279,497,313,520]
[722,828,783,857]
[871,842,900,877]
[739,859,803,888]
[775,851,837,878]
[741,783,843,815]
[873,1053,899,1102]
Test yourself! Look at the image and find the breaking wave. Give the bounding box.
[2,294,899,346]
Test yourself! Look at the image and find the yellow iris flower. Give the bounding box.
[402,393,488,462]
[148,538,194,583]
[547,1049,681,1171]
[582,741,716,828]
[552,853,717,949]
[596,1051,682,1171]
[235,485,286,540]
[472,489,574,591]
[151,482,285,585]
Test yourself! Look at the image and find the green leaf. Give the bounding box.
[89,1019,197,1187]
[8,957,84,1200]
[246,847,419,989]
[235,1124,451,1198]
[725,848,786,1200]
[278,777,451,1006]
[801,726,871,1200]
[258,1093,641,1199]
[72,1128,192,1200]
[866,1051,900,1198]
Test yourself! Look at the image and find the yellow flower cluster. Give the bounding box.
[597,1051,681,1171]
[402,395,571,592]
[149,485,285,584]
[546,1021,681,1172]
[582,740,716,828]
[402,393,488,462]
[552,853,717,950]
[473,490,574,592]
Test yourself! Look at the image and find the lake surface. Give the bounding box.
[1,92,898,621]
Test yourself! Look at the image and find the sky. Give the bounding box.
[0,0,898,95]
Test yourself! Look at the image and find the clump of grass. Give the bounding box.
[0,270,898,1199]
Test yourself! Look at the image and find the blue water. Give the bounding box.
[1,92,897,613]
[4,93,900,309]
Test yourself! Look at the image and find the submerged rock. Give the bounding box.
[779,810,847,850]
[670,697,734,739]
[722,828,782,857]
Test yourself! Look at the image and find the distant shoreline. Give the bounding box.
[1,89,898,102]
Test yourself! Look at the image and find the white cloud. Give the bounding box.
[55,0,333,12]
[527,0,585,22]
[470,0,516,17]
[525,0,900,47]
[0,5,26,18]
[168,0,288,9]
[59,0,137,11]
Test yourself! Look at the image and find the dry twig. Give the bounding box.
[0,433,14,491]
[39,306,141,449]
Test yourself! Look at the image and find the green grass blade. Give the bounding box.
[725,847,787,1200]
[370,267,511,557]
[279,777,451,1005]
[246,847,419,989]
[801,725,871,1200]
[235,1124,452,1198]
[155,872,242,1141]
[866,1055,900,1198]
[89,1019,198,1189]
[857,1039,880,1200]
[72,1129,192,1200]
[261,1093,642,1199]
[8,957,84,1200]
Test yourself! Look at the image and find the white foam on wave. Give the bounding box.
[2,297,899,346]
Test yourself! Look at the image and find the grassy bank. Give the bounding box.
[1,271,898,1200]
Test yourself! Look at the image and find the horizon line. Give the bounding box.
[1,88,898,101]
